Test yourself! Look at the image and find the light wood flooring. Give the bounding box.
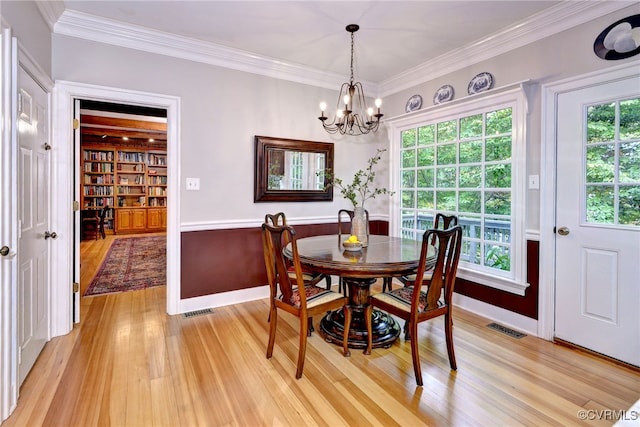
[3,235,639,426]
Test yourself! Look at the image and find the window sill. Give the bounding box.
[457,267,529,296]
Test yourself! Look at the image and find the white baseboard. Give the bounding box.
[179,285,270,313]
[452,293,540,338]
[177,284,541,340]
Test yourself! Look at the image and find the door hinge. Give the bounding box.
[73,282,79,293]
[73,200,80,211]
[73,118,79,130]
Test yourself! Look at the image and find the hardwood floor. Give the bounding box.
[3,237,639,426]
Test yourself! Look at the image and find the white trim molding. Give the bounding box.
[453,293,538,337]
[45,2,633,97]
[378,1,633,96]
[52,81,181,335]
[180,213,390,233]
[386,83,531,296]
[179,285,270,314]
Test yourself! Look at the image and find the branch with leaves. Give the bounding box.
[323,148,395,208]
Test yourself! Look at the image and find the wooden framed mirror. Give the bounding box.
[254,135,334,202]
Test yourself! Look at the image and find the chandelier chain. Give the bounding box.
[349,31,355,85]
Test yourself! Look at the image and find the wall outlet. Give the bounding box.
[186,177,200,191]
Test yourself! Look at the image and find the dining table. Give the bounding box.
[283,234,436,349]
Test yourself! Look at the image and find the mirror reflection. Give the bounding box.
[267,149,326,191]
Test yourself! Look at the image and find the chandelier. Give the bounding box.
[318,24,383,136]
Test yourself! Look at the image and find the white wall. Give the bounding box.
[52,34,392,224]
[381,4,640,233]
[1,1,51,76]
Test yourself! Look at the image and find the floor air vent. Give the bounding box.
[487,322,527,339]
[182,308,213,318]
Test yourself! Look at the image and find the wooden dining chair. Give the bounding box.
[365,225,463,386]
[382,213,459,292]
[337,209,391,295]
[81,209,100,240]
[264,213,331,334]
[262,221,352,379]
[98,206,110,239]
[266,212,331,290]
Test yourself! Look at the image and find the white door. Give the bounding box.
[555,75,640,366]
[73,99,81,323]
[17,65,51,384]
[0,29,19,422]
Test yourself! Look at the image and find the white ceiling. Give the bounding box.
[45,1,631,92]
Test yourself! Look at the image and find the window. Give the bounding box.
[283,151,326,191]
[388,86,529,294]
[585,97,640,227]
[286,151,303,189]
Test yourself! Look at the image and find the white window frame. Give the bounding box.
[386,83,530,295]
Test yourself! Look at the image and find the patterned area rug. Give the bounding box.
[84,236,166,296]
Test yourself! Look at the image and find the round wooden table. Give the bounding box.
[284,235,436,349]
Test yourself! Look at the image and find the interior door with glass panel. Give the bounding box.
[555,76,640,366]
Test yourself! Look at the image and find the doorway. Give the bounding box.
[77,100,168,300]
[539,63,639,366]
[52,82,180,335]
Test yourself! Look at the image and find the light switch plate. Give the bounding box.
[528,174,539,190]
[186,177,200,191]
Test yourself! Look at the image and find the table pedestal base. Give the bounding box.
[319,277,400,349]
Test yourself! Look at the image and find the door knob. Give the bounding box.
[44,231,58,240]
[0,246,9,256]
[557,226,570,236]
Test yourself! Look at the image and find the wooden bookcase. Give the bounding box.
[81,148,115,232]
[80,145,167,234]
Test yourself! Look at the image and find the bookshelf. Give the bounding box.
[81,148,115,232]
[80,145,167,234]
[147,151,167,208]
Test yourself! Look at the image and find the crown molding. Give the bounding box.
[50,1,633,97]
[35,1,65,32]
[53,10,367,92]
[378,1,634,97]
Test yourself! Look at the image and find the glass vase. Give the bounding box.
[351,206,368,247]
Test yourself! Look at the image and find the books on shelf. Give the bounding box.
[117,151,145,163]
[81,146,167,232]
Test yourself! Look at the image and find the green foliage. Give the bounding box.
[586,98,640,226]
[485,245,510,271]
[402,129,417,148]
[460,114,483,139]
[437,144,456,165]
[399,105,519,274]
[324,149,395,208]
[437,120,457,142]
[486,108,512,135]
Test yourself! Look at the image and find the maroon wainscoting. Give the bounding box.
[454,240,540,319]
[181,220,537,320]
[180,220,387,299]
